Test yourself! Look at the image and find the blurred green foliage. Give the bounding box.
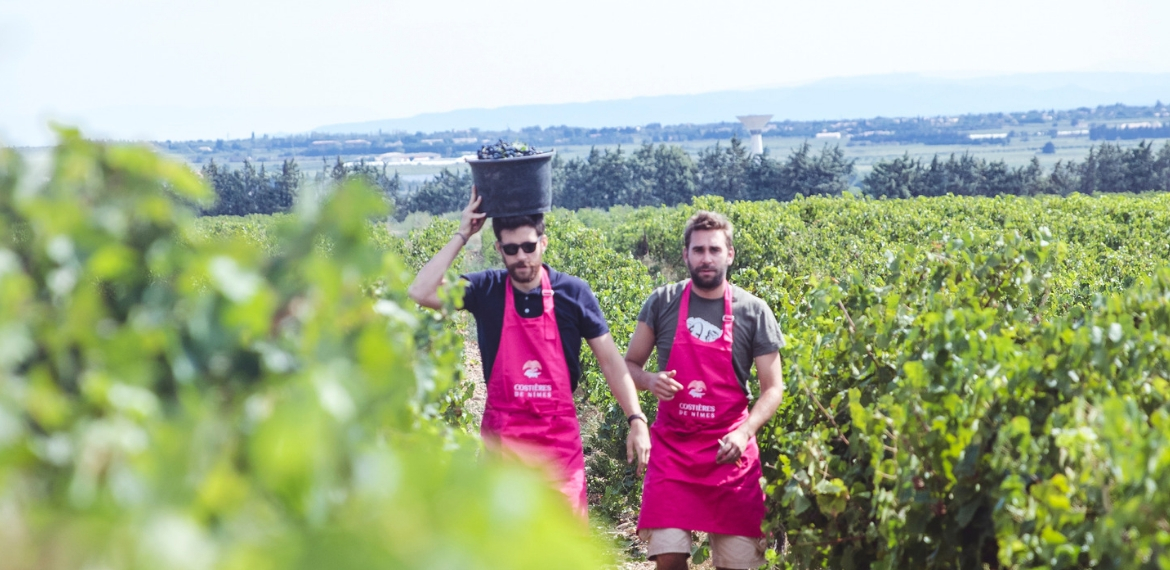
[0,129,604,570]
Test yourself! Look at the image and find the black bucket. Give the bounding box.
[466,150,555,217]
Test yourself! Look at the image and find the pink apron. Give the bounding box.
[637,280,765,537]
[480,267,587,518]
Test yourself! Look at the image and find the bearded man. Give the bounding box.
[408,188,650,518]
[624,210,785,570]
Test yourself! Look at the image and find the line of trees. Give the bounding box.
[199,159,298,216]
[318,156,471,220]
[199,157,405,217]
[866,140,1170,198]
[553,138,1170,205]
[319,156,403,204]
[1091,123,1170,141]
[403,169,473,218]
[553,138,856,209]
[199,140,1170,217]
[400,138,856,215]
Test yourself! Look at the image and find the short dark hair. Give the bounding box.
[492,213,545,241]
[684,210,733,249]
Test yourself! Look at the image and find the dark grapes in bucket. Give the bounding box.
[476,140,543,160]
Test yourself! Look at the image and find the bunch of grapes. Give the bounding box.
[476,140,543,160]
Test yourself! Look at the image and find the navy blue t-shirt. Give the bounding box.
[460,264,609,391]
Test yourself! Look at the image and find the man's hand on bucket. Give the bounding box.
[460,186,487,237]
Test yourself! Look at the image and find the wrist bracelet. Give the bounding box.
[627,413,648,425]
[452,232,468,245]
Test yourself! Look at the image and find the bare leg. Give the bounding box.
[655,553,689,570]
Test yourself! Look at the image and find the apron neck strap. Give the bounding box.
[677,279,735,340]
[540,267,556,340]
[539,266,552,300]
[721,280,734,338]
[678,280,730,330]
[677,280,693,333]
[503,266,550,309]
[503,266,556,341]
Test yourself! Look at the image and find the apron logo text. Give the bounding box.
[678,402,717,419]
[514,383,553,398]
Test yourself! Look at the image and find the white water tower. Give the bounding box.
[737,115,773,155]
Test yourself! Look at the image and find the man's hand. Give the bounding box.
[407,186,482,309]
[626,419,651,476]
[460,186,487,238]
[649,370,683,400]
[587,333,651,476]
[716,426,750,465]
[712,351,784,464]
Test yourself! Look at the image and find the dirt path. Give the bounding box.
[461,336,487,426]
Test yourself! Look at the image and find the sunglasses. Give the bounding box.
[499,241,539,256]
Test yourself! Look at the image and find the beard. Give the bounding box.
[507,260,541,284]
[687,261,727,290]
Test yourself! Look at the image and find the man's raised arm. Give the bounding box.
[407,187,486,309]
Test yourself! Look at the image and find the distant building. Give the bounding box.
[344,139,372,146]
[969,133,1009,140]
[1056,130,1090,137]
[1118,122,1163,129]
[815,132,842,139]
[377,151,442,163]
[344,160,382,168]
[452,137,478,144]
[311,140,342,147]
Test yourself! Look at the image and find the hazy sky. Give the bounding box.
[2,0,1168,145]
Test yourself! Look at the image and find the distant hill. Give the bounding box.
[315,72,1170,134]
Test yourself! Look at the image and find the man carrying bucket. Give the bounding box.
[408,187,651,518]
[624,211,785,570]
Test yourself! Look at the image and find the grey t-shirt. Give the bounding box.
[636,281,785,395]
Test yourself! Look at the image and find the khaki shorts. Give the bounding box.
[639,528,766,569]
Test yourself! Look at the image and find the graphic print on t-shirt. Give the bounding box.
[686,316,721,343]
